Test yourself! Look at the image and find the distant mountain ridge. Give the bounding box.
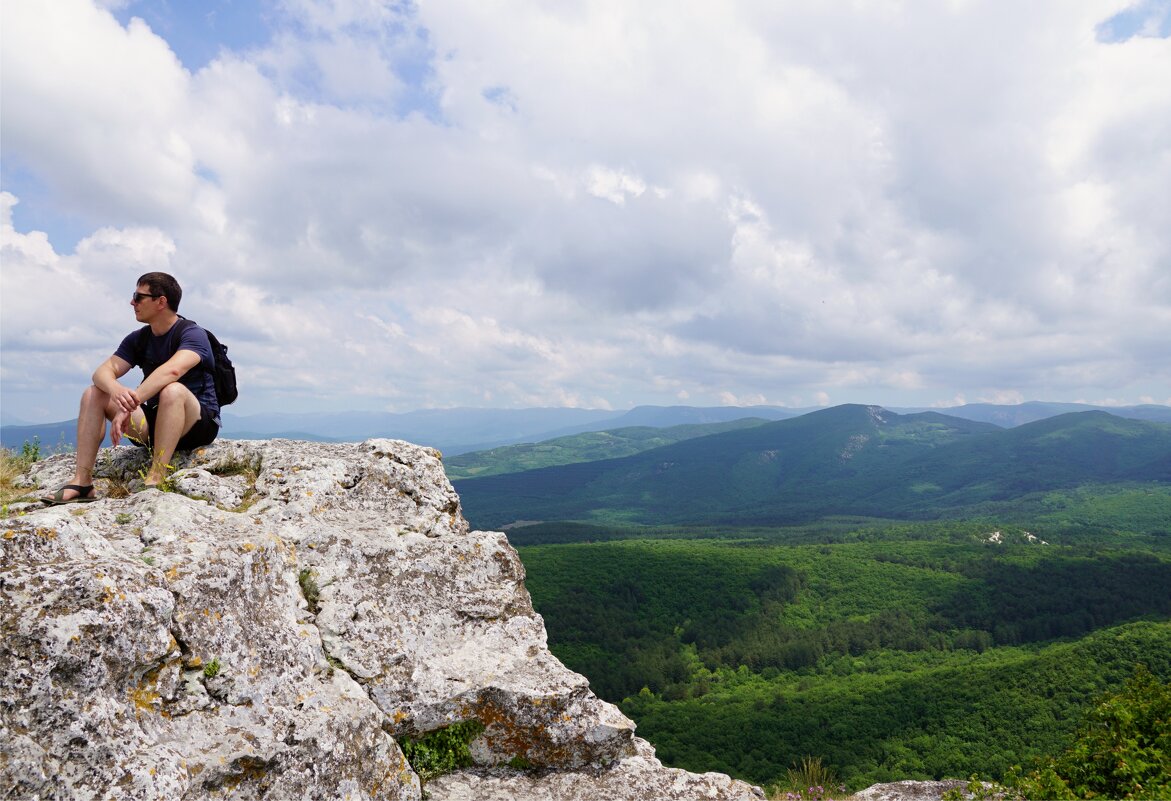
[891,400,1171,427]
[3,401,1168,454]
[444,418,773,480]
[453,406,1171,528]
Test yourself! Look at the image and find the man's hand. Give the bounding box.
[110,409,132,447]
[111,386,141,414]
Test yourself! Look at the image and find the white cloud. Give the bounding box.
[1,0,1169,421]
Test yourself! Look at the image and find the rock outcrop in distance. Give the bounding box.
[1,439,764,801]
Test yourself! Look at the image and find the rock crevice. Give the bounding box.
[1,439,764,800]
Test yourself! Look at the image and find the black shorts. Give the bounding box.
[141,402,220,451]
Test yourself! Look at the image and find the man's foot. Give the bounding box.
[143,471,168,487]
[42,484,98,505]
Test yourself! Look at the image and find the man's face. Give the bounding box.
[131,283,166,322]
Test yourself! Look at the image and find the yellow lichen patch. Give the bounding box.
[305,489,314,497]
[129,684,161,715]
[247,665,260,678]
[165,566,180,581]
[241,542,256,552]
[3,529,15,539]
[36,527,57,540]
[393,709,409,724]
[101,586,116,604]
[187,655,204,667]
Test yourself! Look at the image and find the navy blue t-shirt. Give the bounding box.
[115,320,220,420]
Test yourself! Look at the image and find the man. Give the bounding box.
[43,272,220,503]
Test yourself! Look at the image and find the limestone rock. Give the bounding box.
[852,780,980,801]
[428,737,766,801]
[1,439,760,800]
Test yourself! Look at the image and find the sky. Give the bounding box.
[2,0,1170,424]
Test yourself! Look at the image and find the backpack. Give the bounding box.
[135,318,238,406]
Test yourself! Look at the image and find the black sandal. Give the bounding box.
[42,484,98,505]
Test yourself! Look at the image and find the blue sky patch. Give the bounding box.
[1096,0,1171,42]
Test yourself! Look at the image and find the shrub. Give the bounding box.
[1010,663,1171,800]
[398,720,485,781]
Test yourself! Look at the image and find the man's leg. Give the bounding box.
[145,383,201,485]
[61,385,115,501]
[57,386,150,501]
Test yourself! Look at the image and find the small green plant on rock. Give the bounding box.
[506,755,532,771]
[298,567,321,613]
[1,445,40,507]
[768,756,846,801]
[941,778,1005,801]
[203,658,222,678]
[211,454,262,512]
[398,721,485,782]
[140,461,178,493]
[19,438,42,463]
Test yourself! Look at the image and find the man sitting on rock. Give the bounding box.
[43,272,221,503]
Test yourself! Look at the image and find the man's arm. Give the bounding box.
[93,354,140,446]
[135,349,201,403]
[92,355,137,413]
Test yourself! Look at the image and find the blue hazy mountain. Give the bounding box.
[890,401,1171,427]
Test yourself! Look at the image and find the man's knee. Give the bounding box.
[81,385,118,420]
[81,384,109,407]
[157,382,195,406]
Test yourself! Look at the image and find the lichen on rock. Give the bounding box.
[1,438,763,800]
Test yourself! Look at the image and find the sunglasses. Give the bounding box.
[131,292,163,303]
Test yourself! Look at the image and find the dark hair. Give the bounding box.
[137,272,182,312]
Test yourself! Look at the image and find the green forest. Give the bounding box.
[518,525,1171,790]
[447,407,1171,793]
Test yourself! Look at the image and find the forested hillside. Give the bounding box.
[518,525,1171,789]
[444,418,769,480]
[456,406,1171,528]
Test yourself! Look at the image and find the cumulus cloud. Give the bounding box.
[1,0,1169,421]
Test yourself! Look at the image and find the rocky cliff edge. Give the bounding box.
[1,439,765,801]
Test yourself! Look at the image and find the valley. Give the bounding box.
[449,404,1171,793]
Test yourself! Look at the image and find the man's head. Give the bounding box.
[135,272,182,312]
